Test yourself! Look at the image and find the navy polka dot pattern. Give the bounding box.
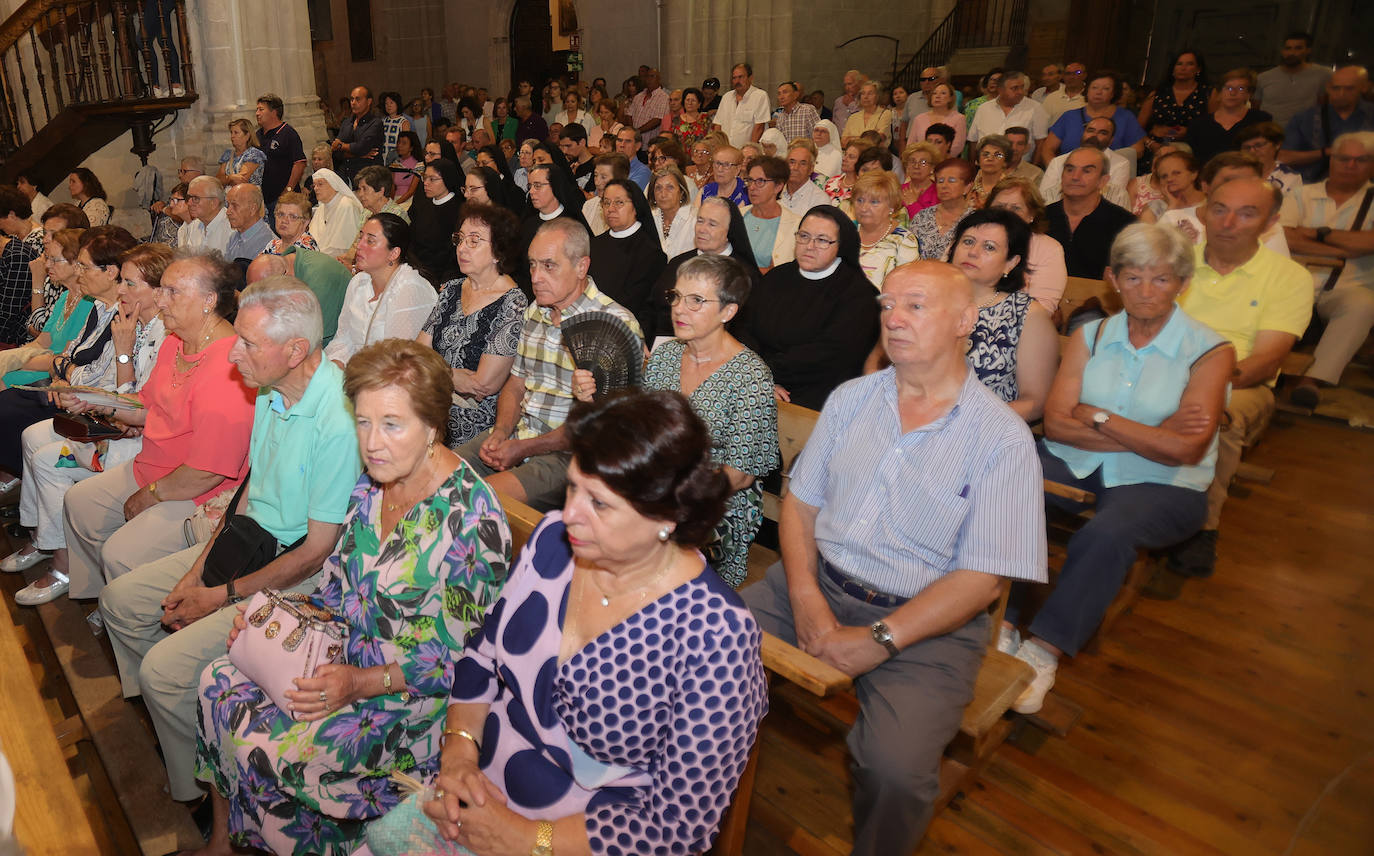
[450,512,768,854]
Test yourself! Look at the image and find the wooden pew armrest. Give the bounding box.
[761,631,852,697]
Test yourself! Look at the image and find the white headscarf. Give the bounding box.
[813,119,842,178]
[309,168,364,257]
[760,127,788,157]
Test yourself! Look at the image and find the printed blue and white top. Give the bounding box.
[451,512,768,855]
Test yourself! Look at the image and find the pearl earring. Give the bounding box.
[657,526,671,542]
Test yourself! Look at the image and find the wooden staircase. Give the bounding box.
[0,0,198,192]
[891,0,1028,92]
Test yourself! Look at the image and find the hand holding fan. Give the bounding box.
[560,311,643,399]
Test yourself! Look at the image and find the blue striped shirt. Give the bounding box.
[790,368,1047,598]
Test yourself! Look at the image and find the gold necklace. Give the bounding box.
[383,446,436,512]
[588,544,677,608]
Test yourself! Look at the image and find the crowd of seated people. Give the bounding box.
[0,40,1368,856]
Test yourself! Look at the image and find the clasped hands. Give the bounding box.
[423,755,530,852]
[793,595,888,678]
[478,430,527,471]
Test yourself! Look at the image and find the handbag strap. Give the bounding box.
[1321,186,1374,292]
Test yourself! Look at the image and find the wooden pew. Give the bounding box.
[0,599,101,856]
[1058,276,1121,333]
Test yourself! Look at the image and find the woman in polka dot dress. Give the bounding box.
[365,390,768,856]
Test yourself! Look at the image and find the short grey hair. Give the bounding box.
[1333,130,1374,157]
[180,155,205,173]
[228,183,265,217]
[1109,223,1195,282]
[1000,71,1030,89]
[678,253,752,306]
[238,276,324,352]
[188,175,225,203]
[1069,145,1110,173]
[537,218,591,264]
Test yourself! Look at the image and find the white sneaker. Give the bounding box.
[171,84,186,97]
[996,625,1021,656]
[15,570,69,607]
[1,546,52,573]
[1011,640,1058,715]
[151,85,170,99]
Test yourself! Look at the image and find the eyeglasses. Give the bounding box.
[452,232,489,247]
[1332,154,1373,165]
[907,159,932,168]
[1239,141,1272,152]
[185,194,213,202]
[528,181,551,191]
[275,211,307,222]
[601,198,630,208]
[168,197,187,204]
[794,231,838,248]
[934,176,967,185]
[1222,85,1251,93]
[462,185,486,195]
[73,261,101,273]
[1068,68,1086,75]
[666,289,722,310]
[713,160,741,169]
[980,150,1007,160]
[919,75,939,82]
[44,255,67,265]
[745,177,775,186]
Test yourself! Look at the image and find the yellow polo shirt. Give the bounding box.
[1180,244,1312,363]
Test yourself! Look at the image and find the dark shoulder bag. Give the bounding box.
[200,475,304,587]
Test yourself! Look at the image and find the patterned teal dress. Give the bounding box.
[194,463,510,856]
[643,340,780,587]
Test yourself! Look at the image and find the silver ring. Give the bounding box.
[319,690,327,703]
[434,788,446,799]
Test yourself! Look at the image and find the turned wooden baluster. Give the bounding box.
[56,6,80,105]
[15,43,36,136]
[45,8,66,111]
[0,55,23,149]
[73,2,98,102]
[113,0,137,97]
[92,1,116,101]
[137,0,158,94]
[174,0,194,95]
[29,28,52,123]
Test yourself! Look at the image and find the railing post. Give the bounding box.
[29,29,51,123]
[92,1,115,100]
[0,54,23,152]
[45,8,65,111]
[174,0,193,94]
[74,2,98,102]
[114,0,137,97]
[57,6,80,104]
[15,41,35,135]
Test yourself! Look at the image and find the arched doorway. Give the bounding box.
[509,0,554,96]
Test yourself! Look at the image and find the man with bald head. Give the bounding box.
[1045,147,1136,277]
[1281,65,1373,182]
[224,184,276,262]
[1156,176,1311,584]
[247,247,351,345]
[742,261,1046,853]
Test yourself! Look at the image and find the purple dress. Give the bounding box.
[450,512,768,854]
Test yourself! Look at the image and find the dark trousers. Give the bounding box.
[742,560,987,854]
[1007,446,1207,656]
[141,0,180,85]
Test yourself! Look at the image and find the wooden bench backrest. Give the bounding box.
[1059,277,1121,332]
[762,401,821,524]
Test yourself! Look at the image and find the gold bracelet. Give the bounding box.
[440,728,481,754]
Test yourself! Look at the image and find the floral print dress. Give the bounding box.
[643,341,780,587]
[194,465,510,856]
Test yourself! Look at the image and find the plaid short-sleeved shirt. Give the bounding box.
[511,279,643,439]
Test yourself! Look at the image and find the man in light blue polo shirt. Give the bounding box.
[742,261,1046,854]
[101,276,361,806]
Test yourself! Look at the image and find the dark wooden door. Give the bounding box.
[510,0,554,92]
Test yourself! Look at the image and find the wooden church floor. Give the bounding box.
[2,409,1372,855]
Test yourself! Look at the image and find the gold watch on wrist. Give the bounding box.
[531,819,554,855]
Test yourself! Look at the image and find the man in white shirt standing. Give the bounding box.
[1031,64,1063,102]
[780,140,831,216]
[713,63,772,148]
[968,72,1050,145]
[177,175,232,255]
[832,69,865,131]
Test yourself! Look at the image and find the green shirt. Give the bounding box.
[284,246,352,346]
[243,358,361,544]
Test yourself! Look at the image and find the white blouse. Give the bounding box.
[653,205,697,259]
[322,263,438,365]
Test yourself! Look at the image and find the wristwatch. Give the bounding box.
[1315,226,1332,244]
[531,820,554,856]
[1093,410,1111,429]
[870,621,900,658]
[225,578,243,605]
[116,353,131,365]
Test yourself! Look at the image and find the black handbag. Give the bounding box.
[53,412,128,443]
[200,475,303,587]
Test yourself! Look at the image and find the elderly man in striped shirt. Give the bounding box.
[742,260,1047,854]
